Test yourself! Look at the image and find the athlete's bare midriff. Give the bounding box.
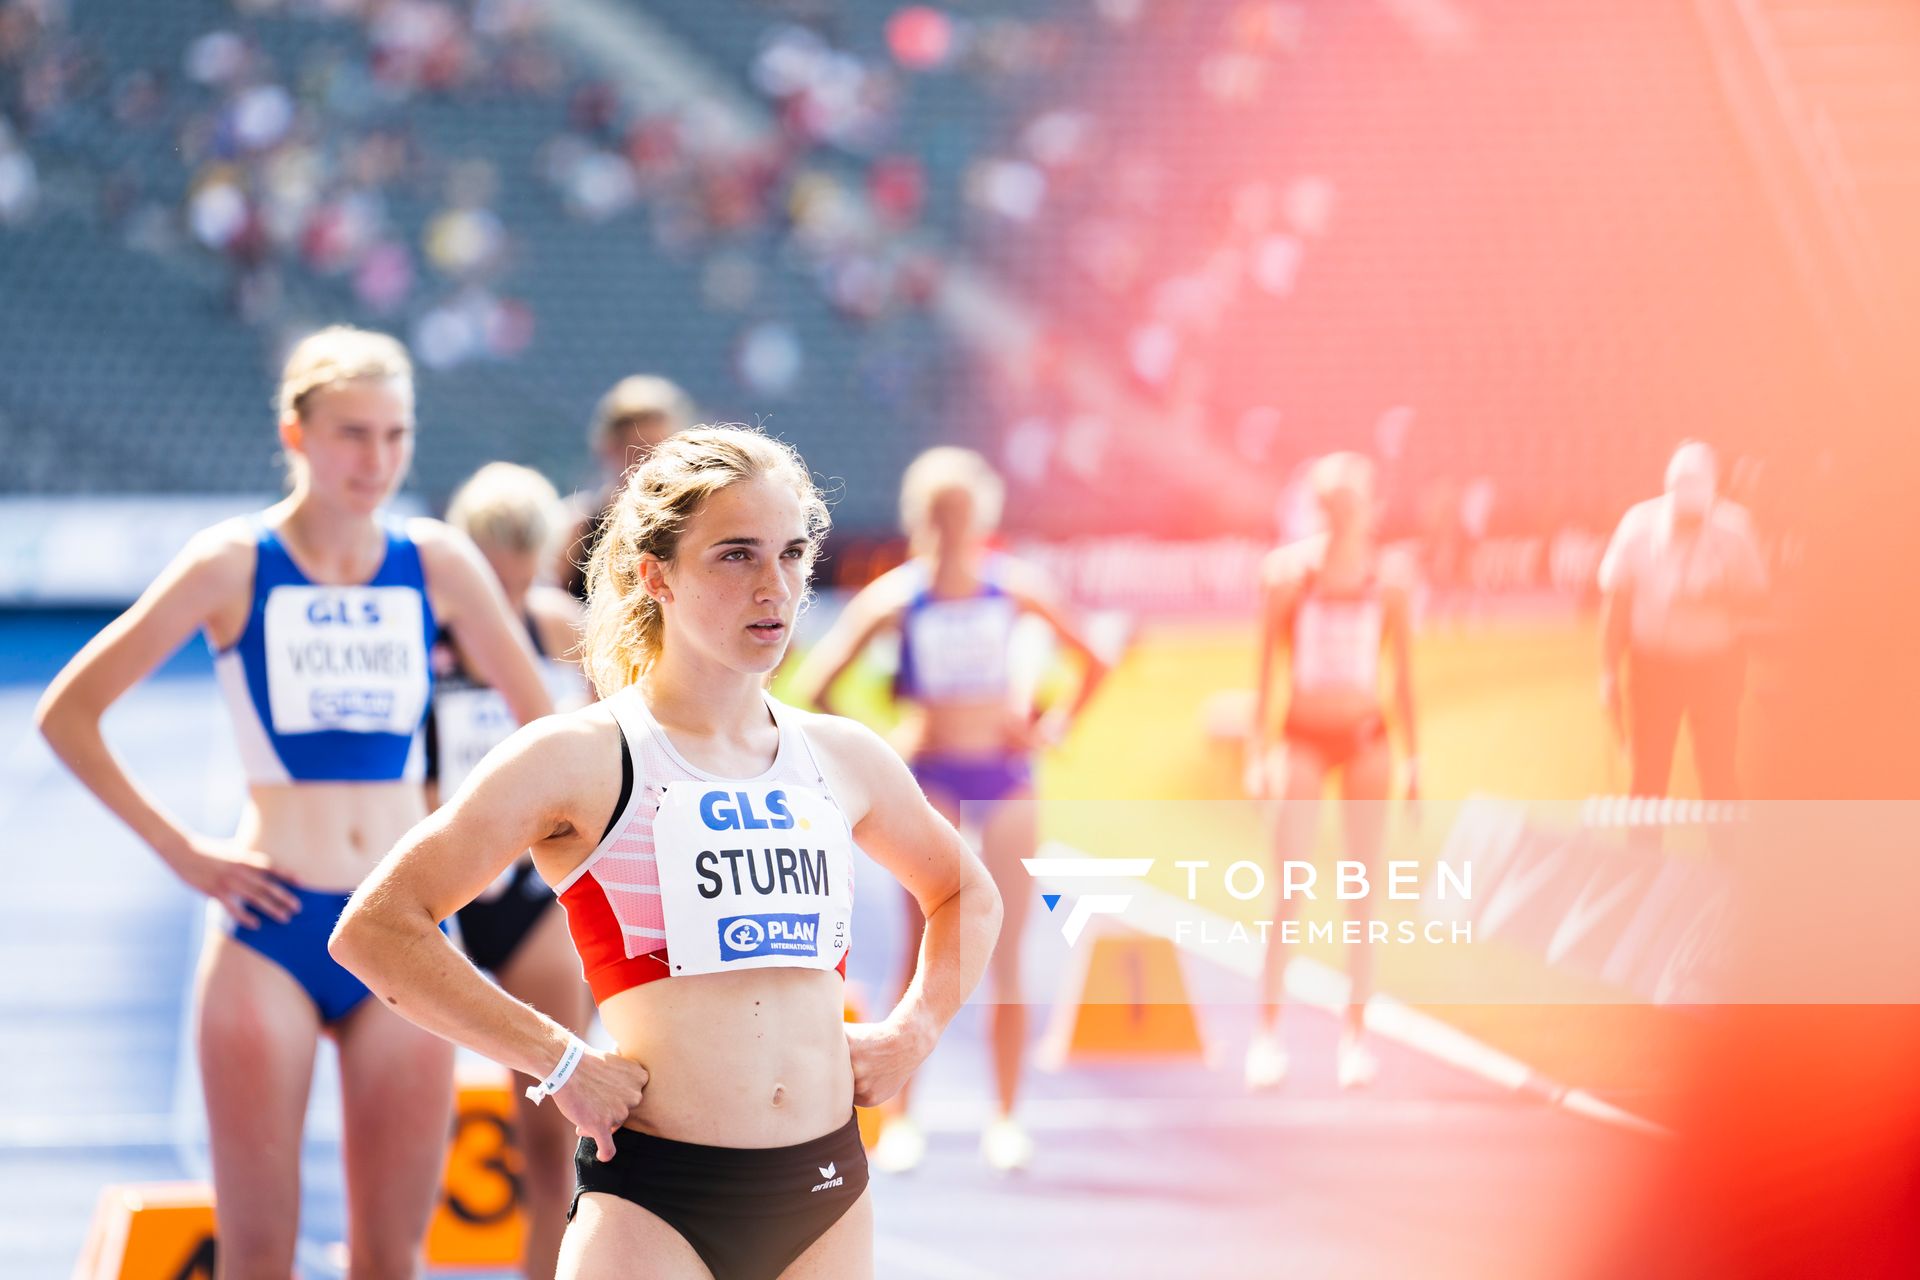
[1278,683,1383,733]
[1274,562,1390,734]
[237,781,428,891]
[598,967,853,1148]
[903,695,1025,758]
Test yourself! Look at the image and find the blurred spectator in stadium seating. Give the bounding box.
[0,117,36,223]
[556,374,696,601]
[4,0,1273,534]
[1599,441,1768,800]
[2,0,94,128]
[148,4,554,324]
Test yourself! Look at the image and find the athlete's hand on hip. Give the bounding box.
[1001,708,1040,754]
[1028,707,1073,751]
[556,1050,649,1163]
[168,837,302,928]
[846,1018,933,1107]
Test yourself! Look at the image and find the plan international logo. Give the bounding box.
[717,912,820,961]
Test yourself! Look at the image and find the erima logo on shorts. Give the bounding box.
[810,1161,843,1193]
[717,913,820,961]
[699,789,795,831]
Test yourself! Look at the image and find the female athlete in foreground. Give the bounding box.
[37,326,553,1276]
[332,426,1003,1279]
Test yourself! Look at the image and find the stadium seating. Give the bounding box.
[0,0,1876,540]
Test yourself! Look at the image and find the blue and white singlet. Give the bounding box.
[212,518,436,783]
[893,559,1020,703]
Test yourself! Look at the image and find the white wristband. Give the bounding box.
[524,1034,588,1105]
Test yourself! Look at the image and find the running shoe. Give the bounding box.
[1243,1029,1289,1091]
[871,1114,928,1174]
[1337,1033,1379,1090]
[980,1116,1034,1173]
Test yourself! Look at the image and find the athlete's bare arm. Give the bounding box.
[1381,552,1421,797]
[1000,565,1112,743]
[1599,582,1632,737]
[414,518,555,725]
[34,522,301,925]
[803,712,1003,1105]
[789,570,910,716]
[329,709,647,1159]
[1246,546,1307,797]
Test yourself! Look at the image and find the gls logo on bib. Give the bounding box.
[699,790,796,831]
[718,912,821,961]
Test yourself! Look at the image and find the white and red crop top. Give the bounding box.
[1289,569,1386,695]
[554,686,854,1004]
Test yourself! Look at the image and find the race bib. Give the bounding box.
[264,585,428,735]
[434,660,590,795]
[433,685,517,796]
[905,596,1015,699]
[652,782,853,977]
[1293,599,1382,692]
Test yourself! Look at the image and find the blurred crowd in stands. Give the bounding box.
[0,0,1814,561]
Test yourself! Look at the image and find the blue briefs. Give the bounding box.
[909,753,1033,811]
[224,879,447,1024]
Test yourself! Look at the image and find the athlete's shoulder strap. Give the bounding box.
[765,694,837,797]
[602,682,655,758]
[250,515,302,591]
[900,557,935,610]
[374,516,427,587]
[603,713,634,844]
